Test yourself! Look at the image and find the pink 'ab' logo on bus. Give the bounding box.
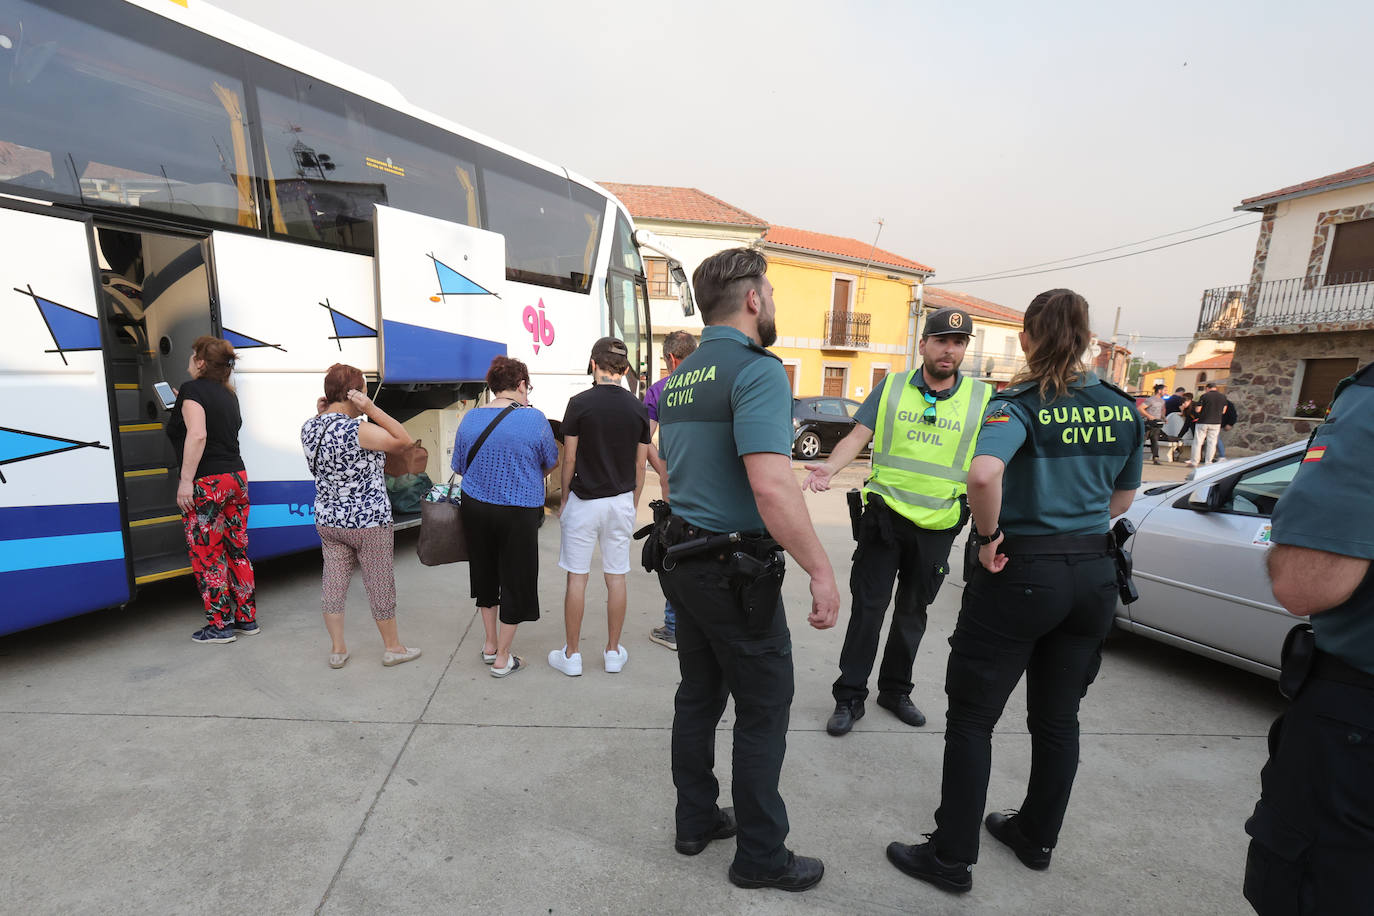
[523,299,555,354]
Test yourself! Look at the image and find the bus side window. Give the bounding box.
[252,64,480,253]
[481,163,605,294]
[0,0,258,229]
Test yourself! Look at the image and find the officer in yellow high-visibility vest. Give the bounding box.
[804,307,992,735]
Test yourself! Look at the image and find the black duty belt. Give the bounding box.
[1313,649,1374,691]
[664,521,777,564]
[999,533,1114,556]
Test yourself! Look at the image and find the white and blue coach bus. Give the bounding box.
[0,0,693,635]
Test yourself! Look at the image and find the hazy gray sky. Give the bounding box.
[215,0,1374,365]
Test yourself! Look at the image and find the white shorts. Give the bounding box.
[558,491,636,575]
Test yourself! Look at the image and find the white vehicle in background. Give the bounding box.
[1113,440,1309,679]
[0,0,692,635]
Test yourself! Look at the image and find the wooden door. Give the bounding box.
[830,279,851,345]
[823,366,846,397]
[782,362,796,393]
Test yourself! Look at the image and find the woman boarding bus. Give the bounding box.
[0,0,692,635]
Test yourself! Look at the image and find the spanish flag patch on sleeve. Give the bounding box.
[984,414,1010,425]
[1303,445,1326,463]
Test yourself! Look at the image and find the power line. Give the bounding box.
[939,219,1260,285]
[948,214,1252,283]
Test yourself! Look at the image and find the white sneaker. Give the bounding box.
[548,647,582,677]
[604,645,628,673]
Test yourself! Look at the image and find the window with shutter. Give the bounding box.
[1325,218,1374,285]
[1297,358,1359,412]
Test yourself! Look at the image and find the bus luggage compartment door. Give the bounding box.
[0,203,131,633]
[209,231,381,559]
[374,205,509,385]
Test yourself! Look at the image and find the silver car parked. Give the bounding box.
[1114,440,1309,679]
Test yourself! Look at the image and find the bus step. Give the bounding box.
[130,517,187,559]
[133,552,193,586]
[123,468,177,512]
[108,361,142,387]
[115,386,158,423]
[120,423,175,469]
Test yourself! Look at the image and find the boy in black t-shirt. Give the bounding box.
[549,337,651,677]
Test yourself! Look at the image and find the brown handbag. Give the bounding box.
[415,405,518,566]
[385,439,428,477]
[417,474,467,565]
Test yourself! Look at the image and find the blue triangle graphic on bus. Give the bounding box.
[223,329,279,350]
[0,428,80,464]
[330,312,376,339]
[37,297,101,351]
[433,258,491,297]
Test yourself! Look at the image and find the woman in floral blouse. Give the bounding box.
[302,364,420,669]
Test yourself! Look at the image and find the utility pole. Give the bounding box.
[1107,306,1121,386]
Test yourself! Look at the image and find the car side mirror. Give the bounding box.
[1188,482,1221,512]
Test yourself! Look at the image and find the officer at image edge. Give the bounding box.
[654,246,841,893]
[1243,360,1374,916]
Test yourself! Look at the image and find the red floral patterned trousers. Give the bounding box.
[183,471,257,628]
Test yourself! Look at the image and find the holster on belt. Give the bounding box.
[1278,623,1316,701]
[1110,517,1139,605]
[963,527,981,581]
[727,546,786,633]
[634,499,674,573]
[846,488,863,541]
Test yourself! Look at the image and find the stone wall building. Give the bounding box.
[1196,160,1374,454]
[1228,330,1374,452]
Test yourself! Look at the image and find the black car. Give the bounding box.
[791,396,865,460]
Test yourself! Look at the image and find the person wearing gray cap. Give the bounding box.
[804,306,992,736]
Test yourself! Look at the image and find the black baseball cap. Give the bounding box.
[590,336,629,365]
[924,307,973,337]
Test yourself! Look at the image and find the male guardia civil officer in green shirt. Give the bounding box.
[804,307,993,736]
[655,247,841,893]
[1245,362,1374,915]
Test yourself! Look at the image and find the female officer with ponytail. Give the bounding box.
[886,289,1143,894]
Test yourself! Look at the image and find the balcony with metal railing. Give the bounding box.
[961,350,1026,381]
[1197,269,1374,336]
[822,311,871,349]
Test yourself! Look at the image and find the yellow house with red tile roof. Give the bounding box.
[604,182,957,400]
[758,225,933,400]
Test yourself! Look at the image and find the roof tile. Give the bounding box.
[761,225,933,274]
[1241,160,1374,208]
[1182,353,1233,370]
[922,287,1025,324]
[599,182,768,228]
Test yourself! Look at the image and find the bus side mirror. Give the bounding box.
[671,265,695,316]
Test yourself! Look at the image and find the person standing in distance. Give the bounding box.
[656,247,841,892]
[1138,382,1167,465]
[803,307,992,736]
[549,337,651,677]
[1243,362,1374,916]
[644,330,699,651]
[887,289,1142,894]
[1188,381,1229,466]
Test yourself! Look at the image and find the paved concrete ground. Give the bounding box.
[0,461,1278,915]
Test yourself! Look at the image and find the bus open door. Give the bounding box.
[0,201,132,634]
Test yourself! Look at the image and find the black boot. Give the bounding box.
[825,698,865,736]
[876,693,927,727]
[985,811,1052,870]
